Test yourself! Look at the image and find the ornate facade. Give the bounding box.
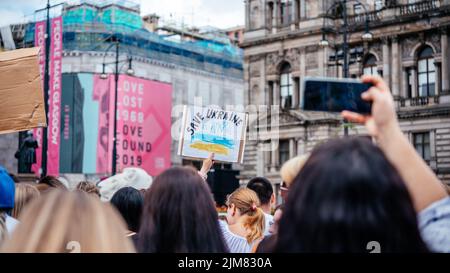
[241,0,450,197]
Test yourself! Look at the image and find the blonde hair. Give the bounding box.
[12,183,40,219]
[280,154,309,188]
[227,188,265,244]
[1,190,135,253]
[75,181,100,197]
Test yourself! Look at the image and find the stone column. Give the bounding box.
[435,62,441,96]
[441,29,449,93]
[256,143,264,176]
[273,79,280,107]
[270,139,279,172]
[292,77,299,108]
[272,0,278,33]
[245,0,250,29]
[382,38,391,89]
[300,0,306,19]
[299,49,306,108]
[402,68,409,98]
[260,60,266,106]
[411,67,418,97]
[391,37,400,98]
[291,0,297,30]
[289,138,296,158]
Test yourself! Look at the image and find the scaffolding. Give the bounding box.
[22,1,243,79]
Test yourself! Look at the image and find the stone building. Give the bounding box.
[240,0,450,198]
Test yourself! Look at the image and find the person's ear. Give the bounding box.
[231,204,236,217]
[271,193,275,205]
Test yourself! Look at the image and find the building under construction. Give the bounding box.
[0,0,245,188]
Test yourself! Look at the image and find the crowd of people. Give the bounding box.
[0,75,450,253]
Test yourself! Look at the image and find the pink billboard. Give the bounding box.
[94,75,172,176]
[32,17,63,176]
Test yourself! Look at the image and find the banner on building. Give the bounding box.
[32,17,63,176]
[178,106,248,163]
[61,73,172,176]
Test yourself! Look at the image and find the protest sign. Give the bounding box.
[178,106,247,163]
[0,47,46,135]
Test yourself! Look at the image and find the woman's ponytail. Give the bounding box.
[244,207,265,244]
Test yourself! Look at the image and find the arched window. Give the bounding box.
[280,62,293,109]
[417,46,435,97]
[363,54,378,76]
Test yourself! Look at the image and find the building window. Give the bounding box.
[417,46,435,97]
[375,0,384,10]
[363,54,378,76]
[413,132,431,162]
[279,139,290,166]
[280,62,293,109]
[280,0,292,26]
[354,3,363,14]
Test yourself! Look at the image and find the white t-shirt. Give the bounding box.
[5,215,19,234]
[264,213,274,236]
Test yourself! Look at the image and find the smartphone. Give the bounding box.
[301,77,372,114]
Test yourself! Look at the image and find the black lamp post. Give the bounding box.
[319,0,374,136]
[100,36,134,175]
[319,0,374,78]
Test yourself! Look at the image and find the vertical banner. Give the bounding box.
[47,16,63,176]
[32,20,46,175]
[32,16,63,176]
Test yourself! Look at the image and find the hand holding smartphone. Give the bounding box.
[301,77,373,114]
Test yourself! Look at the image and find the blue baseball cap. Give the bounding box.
[0,166,15,209]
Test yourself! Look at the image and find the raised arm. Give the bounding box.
[198,153,215,181]
[342,75,448,212]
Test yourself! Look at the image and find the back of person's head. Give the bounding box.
[247,177,273,206]
[12,183,40,219]
[110,187,143,233]
[0,166,15,244]
[8,173,20,183]
[138,167,227,253]
[1,190,135,253]
[279,154,309,188]
[76,181,100,198]
[38,176,67,190]
[276,137,429,253]
[226,187,265,244]
[97,168,152,202]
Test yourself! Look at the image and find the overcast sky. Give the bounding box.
[0,0,245,28]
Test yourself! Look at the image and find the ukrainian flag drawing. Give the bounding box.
[190,134,235,155]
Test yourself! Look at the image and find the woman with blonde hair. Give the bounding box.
[220,187,265,253]
[12,183,40,219]
[1,190,135,253]
[279,154,309,202]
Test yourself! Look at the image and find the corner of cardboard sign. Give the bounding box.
[0,47,46,135]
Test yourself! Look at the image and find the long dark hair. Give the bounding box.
[138,167,228,253]
[275,137,429,253]
[110,187,143,233]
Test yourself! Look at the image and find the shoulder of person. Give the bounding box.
[418,196,450,253]
[5,215,20,233]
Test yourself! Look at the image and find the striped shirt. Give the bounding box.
[219,220,259,253]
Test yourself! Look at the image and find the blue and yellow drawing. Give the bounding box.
[190,134,235,155]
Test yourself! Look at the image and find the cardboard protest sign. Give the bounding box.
[0,47,47,135]
[178,106,247,163]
